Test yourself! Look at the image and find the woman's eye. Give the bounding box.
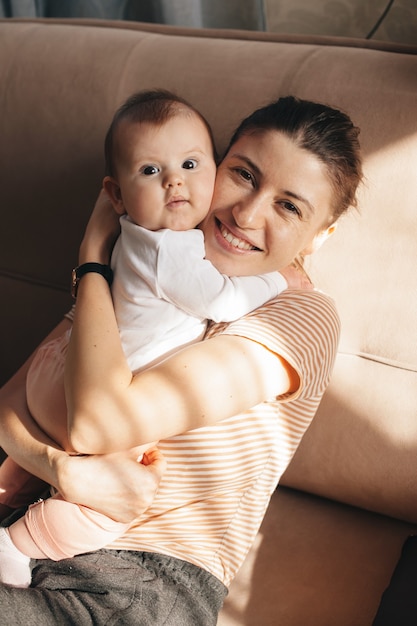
[234,167,254,184]
[182,159,197,170]
[281,201,301,217]
[142,165,159,175]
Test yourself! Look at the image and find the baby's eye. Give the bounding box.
[141,165,160,176]
[182,159,198,170]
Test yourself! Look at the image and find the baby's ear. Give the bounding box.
[103,176,125,215]
[303,223,337,255]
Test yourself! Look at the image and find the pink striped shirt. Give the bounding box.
[105,289,340,587]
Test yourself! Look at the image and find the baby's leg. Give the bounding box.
[13,494,132,559]
[26,330,72,450]
[0,331,72,522]
[0,494,132,587]
[0,457,48,520]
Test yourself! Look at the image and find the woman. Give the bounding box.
[0,96,362,624]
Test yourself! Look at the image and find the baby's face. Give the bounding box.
[113,113,216,231]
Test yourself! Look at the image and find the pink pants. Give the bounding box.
[12,493,131,560]
[0,332,130,559]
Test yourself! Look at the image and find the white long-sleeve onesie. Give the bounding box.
[111,215,287,372]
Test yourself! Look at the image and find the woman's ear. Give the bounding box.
[103,176,125,215]
[303,223,337,255]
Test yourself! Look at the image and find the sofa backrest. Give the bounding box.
[1,18,416,521]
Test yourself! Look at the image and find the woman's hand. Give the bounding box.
[78,189,121,265]
[57,446,166,523]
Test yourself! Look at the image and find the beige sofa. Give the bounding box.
[0,18,416,625]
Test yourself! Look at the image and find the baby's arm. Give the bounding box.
[157,229,288,322]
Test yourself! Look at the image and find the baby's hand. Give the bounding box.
[79,189,121,265]
[280,263,313,291]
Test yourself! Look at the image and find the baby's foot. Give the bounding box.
[0,526,31,587]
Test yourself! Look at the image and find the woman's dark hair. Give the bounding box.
[105,89,217,177]
[226,95,363,221]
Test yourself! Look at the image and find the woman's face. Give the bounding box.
[200,130,336,276]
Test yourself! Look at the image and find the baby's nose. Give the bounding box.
[164,170,184,188]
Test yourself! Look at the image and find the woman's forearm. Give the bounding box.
[64,270,135,450]
[64,189,134,451]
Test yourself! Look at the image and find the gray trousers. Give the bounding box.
[0,549,228,625]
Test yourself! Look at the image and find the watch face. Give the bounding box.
[71,268,78,299]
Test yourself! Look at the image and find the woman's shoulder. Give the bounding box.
[266,288,341,351]
[236,288,339,331]
[208,288,339,340]
[267,289,340,396]
[271,288,340,324]
[272,287,337,308]
[207,288,340,394]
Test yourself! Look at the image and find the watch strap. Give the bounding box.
[71,262,113,299]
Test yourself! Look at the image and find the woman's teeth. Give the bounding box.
[220,225,254,250]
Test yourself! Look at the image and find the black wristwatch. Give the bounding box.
[71,262,113,299]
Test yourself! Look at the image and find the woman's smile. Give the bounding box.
[218,219,260,252]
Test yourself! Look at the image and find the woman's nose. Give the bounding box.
[232,196,266,228]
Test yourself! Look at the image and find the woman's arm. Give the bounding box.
[65,192,300,454]
[67,313,298,454]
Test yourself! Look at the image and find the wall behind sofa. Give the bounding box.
[1,0,416,45]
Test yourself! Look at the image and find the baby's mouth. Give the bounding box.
[166,195,188,208]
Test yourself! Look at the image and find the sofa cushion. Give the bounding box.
[0,18,416,522]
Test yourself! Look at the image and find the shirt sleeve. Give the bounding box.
[206,289,341,401]
[157,229,288,322]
